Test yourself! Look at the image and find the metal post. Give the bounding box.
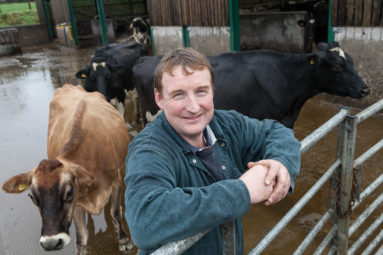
[328,0,335,42]
[41,0,53,40]
[95,0,109,47]
[150,26,156,55]
[337,115,358,254]
[229,0,240,51]
[67,0,79,46]
[327,107,350,251]
[182,27,190,47]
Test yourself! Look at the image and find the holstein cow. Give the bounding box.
[133,42,369,128]
[76,17,150,123]
[2,85,133,255]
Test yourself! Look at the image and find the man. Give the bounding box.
[124,48,301,254]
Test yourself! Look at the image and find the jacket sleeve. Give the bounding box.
[124,138,250,251]
[222,110,301,192]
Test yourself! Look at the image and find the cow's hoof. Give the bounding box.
[76,244,86,255]
[119,238,135,254]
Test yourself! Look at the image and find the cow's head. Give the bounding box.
[76,56,112,100]
[129,17,150,47]
[309,42,370,98]
[76,54,128,102]
[2,158,94,251]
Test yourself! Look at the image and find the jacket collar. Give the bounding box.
[154,110,226,153]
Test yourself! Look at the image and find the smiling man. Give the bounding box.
[124,48,301,254]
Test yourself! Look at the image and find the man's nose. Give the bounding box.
[185,96,200,112]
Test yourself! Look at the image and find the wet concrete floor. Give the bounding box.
[0,42,382,255]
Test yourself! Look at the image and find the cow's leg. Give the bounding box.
[74,207,87,255]
[124,89,141,125]
[110,183,134,254]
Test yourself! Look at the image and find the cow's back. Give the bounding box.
[48,84,130,173]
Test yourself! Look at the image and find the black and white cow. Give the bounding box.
[133,42,369,128]
[76,17,150,121]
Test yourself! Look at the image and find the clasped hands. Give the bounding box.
[239,159,290,206]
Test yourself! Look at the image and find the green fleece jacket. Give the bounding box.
[125,110,301,254]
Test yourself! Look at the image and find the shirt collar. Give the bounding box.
[186,125,217,154]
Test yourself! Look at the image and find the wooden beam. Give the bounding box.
[371,0,381,26]
[354,0,363,26]
[363,0,372,26]
[346,0,355,25]
[332,0,339,26]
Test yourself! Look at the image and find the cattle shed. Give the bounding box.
[147,0,330,55]
[35,0,147,47]
[326,0,383,108]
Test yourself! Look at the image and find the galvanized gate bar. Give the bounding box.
[376,243,383,254]
[348,212,383,255]
[352,173,383,210]
[300,108,349,154]
[293,209,334,255]
[353,139,383,167]
[313,225,337,255]
[336,115,358,254]
[327,246,337,255]
[248,160,341,254]
[361,228,383,255]
[349,192,383,237]
[356,98,383,124]
[151,230,209,255]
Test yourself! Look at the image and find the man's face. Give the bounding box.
[155,66,214,147]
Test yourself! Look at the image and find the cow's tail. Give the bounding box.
[59,100,86,158]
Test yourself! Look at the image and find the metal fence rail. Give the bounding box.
[150,98,383,254]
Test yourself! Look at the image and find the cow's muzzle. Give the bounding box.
[360,87,370,97]
[40,233,70,251]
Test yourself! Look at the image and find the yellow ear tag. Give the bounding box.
[81,74,87,78]
[310,58,315,65]
[18,183,28,191]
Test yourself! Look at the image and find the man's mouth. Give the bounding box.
[183,114,202,122]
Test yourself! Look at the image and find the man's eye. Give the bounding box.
[196,90,208,96]
[173,93,185,100]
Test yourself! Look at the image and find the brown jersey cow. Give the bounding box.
[2,84,133,255]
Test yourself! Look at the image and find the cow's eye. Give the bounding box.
[28,192,39,206]
[64,185,73,202]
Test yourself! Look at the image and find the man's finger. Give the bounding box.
[265,175,290,205]
[264,164,278,185]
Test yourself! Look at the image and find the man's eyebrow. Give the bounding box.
[196,85,211,90]
[169,88,184,96]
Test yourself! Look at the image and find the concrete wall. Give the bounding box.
[323,27,383,109]
[240,11,309,53]
[151,26,230,56]
[17,24,50,47]
[151,26,183,55]
[188,27,230,56]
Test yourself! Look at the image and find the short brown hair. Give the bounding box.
[153,47,214,94]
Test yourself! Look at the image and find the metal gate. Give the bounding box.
[151,98,383,255]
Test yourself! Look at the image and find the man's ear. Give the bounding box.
[154,88,164,109]
[2,171,33,193]
[73,165,95,192]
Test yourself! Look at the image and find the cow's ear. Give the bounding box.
[297,20,306,27]
[73,165,95,192]
[75,68,90,79]
[2,171,33,193]
[306,54,319,66]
